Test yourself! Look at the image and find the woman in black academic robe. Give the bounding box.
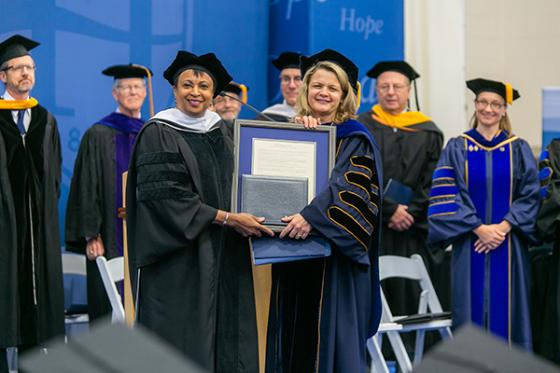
[126,51,272,372]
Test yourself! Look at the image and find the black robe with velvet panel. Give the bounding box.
[65,114,143,320]
[533,140,560,363]
[126,119,258,372]
[0,105,64,349]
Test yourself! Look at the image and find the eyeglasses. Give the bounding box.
[280,75,302,84]
[474,99,505,110]
[3,64,36,73]
[116,84,145,92]
[377,83,409,93]
[214,95,237,104]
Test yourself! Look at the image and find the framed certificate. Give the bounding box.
[232,120,337,231]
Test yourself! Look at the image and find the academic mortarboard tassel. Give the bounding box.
[132,64,155,117]
[221,82,249,104]
[103,64,155,116]
[466,78,520,105]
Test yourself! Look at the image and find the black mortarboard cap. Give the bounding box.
[222,82,249,96]
[163,51,232,98]
[366,60,420,81]
[20,320,208,373]
[220,82,249,103]
[467,78,520,104]
[415,324,560,373]
[0,34,39,66]
[300,49,359,93]
[272,51,302,71]
[102,64,152,79]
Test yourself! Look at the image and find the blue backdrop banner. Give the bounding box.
[268,0,404,113]
[1,0,403,243]
[542,87,560,148]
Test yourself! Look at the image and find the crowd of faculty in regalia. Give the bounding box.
[1,33,559,373]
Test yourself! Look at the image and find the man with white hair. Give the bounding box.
[65,64,151,320]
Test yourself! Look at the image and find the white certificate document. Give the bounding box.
[252,138,316,202]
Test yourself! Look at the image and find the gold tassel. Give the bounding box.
[356,81,361,109]
[132,64,154,117]
[239,83,248,104]
[504,82,513,105]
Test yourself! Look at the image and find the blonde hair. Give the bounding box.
[296,61,358,123]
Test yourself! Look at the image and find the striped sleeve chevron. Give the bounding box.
[327,155,380,250]
[428,166,458,217]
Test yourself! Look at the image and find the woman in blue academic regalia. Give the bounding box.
[428,78,539,350]
[265,49,383,373]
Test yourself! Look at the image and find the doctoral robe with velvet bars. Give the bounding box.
[428,129,539,350]
[533,139,560,363]
[265,120,382,373]
[65,113,144,320]
[126,120,258,372]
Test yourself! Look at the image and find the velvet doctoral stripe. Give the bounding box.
[466,136,512,342]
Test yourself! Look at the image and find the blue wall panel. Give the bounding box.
[268,0,404,112]
[542,88,560,148]
[0,0,269,242]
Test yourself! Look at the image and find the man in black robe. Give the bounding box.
[533,142,560,364]
[212,81,247,140]
[0,35,64,373]
[126,50,273,372]
[258,51,302,122]
[65,64,151,320]
[357,61,446,349]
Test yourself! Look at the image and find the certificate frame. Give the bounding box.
[232,119,337,216]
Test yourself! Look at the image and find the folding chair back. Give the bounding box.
[380,254,446,315]
[369,254,452,373]
[61,253,89,327]
[96,256,126,323]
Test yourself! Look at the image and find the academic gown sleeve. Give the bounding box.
[65,129,102,252]
[428,137,483,249]
[407,130,444,230]
[536,140,560,242]
[503,139,540,243]
[300,135,380,266]
[128,123,218,267]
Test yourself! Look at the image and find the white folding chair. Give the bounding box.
[369,254,452,373]
[61,252,89,326]
[95,256,126,323]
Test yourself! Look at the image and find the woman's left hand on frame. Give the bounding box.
[294,115,321,129]
[280,213,312,240]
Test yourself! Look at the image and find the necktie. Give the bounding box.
[16,110,26,135]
